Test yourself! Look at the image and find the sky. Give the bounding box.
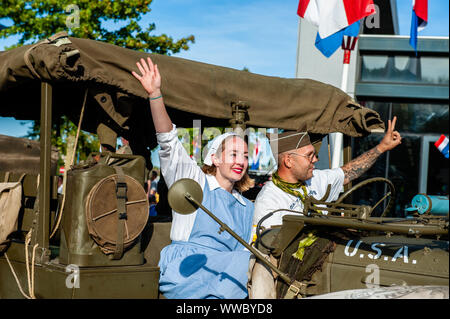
[0,0,448,142]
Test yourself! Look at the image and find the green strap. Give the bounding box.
[292,232,318,261]
[112,166,127,260]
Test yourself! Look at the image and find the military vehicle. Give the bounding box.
[0,32,448,299]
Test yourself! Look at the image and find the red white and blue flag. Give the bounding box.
[250,140,260,170]
[410,0,428,51]
[297,0,376,57]
[435,135,449,159]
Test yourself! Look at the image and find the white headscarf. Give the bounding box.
[203,132,240,166]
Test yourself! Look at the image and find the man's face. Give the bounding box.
[212,136,249,183]
[286,144,318,181]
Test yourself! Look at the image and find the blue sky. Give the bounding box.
[1,0,449,139]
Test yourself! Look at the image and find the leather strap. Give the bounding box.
[112,166,127,260]
[283,280,307,299]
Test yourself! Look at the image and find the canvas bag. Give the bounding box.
[0,173,25,252]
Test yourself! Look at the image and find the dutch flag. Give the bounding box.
[410,0,428,52]
[297,0,376,57]
[435,135,449,159]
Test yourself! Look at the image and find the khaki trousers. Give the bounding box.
[247,253,277,299]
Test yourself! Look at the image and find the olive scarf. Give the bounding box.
[271,172,322,214]
[271,172,308,201]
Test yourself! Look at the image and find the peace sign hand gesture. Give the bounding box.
[377,116,402,153]
[132,57,161,98]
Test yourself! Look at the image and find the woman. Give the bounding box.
[132,57,254,299]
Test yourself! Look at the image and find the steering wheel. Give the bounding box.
[335,177,396,217]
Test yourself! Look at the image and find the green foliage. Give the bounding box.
[0,0,195,54]
[27,116,100,168]
[2,0,195,164]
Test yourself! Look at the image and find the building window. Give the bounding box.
[360,101,449,134]
[350,101,449,217]
[360,55,449,85]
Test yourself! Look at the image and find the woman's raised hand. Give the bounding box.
[132,57,161,97]
[133,57,172,132]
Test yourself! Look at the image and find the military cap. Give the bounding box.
[267,130,323,157]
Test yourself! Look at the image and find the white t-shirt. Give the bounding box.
[253,168,345,230]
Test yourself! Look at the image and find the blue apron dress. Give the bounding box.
[158,179,254,299]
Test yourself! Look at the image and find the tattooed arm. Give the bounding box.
[342,147,382,185]
[342,116,402,185]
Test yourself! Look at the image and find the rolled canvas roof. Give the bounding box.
[0,32,384,152]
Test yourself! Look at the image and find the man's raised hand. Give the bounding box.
[377,116,402,153]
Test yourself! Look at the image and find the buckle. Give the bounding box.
[116,182,127,199]
[119,212,128,220]
[116,181,127,190]
[288,284,300,296]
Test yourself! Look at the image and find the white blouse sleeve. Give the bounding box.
[156,124,206,190]
[156,124,206,241]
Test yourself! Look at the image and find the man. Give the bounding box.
[249,116,401,298]
[254,116,401,229]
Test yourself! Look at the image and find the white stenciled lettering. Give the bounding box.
[392,246,409,263]
[345,241,415,265]
[368,243,385,260]
[344,240,363,257]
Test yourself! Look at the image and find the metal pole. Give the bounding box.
[331,36,358,169]
[38,82,52,257]
[383,103,393,214]
[283,215,448,236]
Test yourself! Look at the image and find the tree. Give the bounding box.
[26,116,100,168]
[1,0,195,164]
[0,0,194,53]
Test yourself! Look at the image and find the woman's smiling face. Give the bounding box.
[212,136,249,185]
